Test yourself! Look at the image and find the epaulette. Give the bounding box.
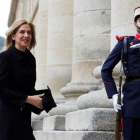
[116,35,133,41]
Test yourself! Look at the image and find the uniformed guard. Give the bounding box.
[101,7,140,140]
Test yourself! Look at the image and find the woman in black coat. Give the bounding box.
[0,19,44,140]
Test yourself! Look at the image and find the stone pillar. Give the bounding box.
[61,0,111,104]
[29,0,39,59]
[23,0,30,21]
[15,1,23,20]
[46,0,74,102]
[35,0,49,89]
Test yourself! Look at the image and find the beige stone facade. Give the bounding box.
[7,0,138,139]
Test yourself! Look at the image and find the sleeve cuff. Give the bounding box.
[105,83,118,99]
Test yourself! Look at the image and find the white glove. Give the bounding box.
[112,94,122,112]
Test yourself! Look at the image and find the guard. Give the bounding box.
[101,7,140,140]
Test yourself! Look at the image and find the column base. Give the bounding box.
[77,88,113,110]
[61,81,102,104]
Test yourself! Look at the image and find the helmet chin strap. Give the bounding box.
[137,25,140,30]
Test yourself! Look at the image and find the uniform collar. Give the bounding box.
[135,34,140,41]
[9,46,31,61]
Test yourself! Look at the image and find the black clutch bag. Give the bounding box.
[30,86,57,115]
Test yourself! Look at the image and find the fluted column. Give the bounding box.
[46,0,74,102]
[61,0,111,104]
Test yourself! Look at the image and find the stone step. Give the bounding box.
[49,104,78,116]
[33,131,43,140]
[31,110,49,120]
[31,120,43,130]
[66,108,115,131]
[33,130,116,140]
[43,115,65,131]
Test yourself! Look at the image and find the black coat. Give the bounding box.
[0,46,36,140]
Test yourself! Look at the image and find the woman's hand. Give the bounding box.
[25,93,44,109]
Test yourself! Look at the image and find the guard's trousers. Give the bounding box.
[122,117,140,140]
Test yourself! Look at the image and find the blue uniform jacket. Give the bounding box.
[101,34,140,118]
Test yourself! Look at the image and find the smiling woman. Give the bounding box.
[5,19,36,51]
[11,24,32,52]
[0,19,43,140]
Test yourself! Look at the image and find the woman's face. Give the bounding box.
[12,24,32,51]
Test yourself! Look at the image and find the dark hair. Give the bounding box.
[134,15,140,23]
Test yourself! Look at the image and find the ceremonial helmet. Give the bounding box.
[134,7,140,22]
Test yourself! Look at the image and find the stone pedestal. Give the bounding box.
[61,0,111,104]
[66,108,115,131]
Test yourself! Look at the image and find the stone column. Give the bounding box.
[61,0,111,104]
[29,0,39,58]
[35,0,49,89]
[30,0,50,128]
[46,0,74,102]
[23,0,30,21]
[77,0,138,110]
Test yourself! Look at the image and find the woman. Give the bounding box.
[0,19,44,140]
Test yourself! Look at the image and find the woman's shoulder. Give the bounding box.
[0,49,12,58]
[0,48,36,62]
[0,49,13,65]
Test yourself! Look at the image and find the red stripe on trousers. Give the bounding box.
[121,117,124,140]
